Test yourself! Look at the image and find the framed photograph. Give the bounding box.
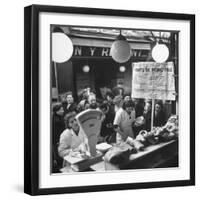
[24,4,195,195]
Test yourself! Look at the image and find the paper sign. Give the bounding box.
[132,62,176,100]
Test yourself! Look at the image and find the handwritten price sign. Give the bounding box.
[132,62,176,100]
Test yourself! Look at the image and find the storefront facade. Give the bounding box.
[52,35,152,100]
[51,27,178,117]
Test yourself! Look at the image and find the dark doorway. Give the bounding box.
[90,59,118,99]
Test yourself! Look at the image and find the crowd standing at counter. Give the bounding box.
[52,85,171,173]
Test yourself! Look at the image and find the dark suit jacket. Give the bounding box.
[62,102,77,115]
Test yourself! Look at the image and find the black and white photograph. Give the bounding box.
[51,25,179,174]
[1,0,200,198]
[24,5,195,195]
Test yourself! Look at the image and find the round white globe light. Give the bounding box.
[83,65,90,73]
[52,32,73,63]
[119,66,126,72]
[110,40,131,63]
[152,43,169,63]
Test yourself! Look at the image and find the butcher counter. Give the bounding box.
[90,139,178,171]
[61,139,178,172]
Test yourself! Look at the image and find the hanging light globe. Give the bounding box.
[119,66,126,72]
[52,32,74,63]
[152,42,169,63]
[82,65,90,73]
[110,34,131,63]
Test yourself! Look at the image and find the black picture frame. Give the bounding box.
[24,4,195,195]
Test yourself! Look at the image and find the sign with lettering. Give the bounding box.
[132,62,176,100]
[73,45,150,59]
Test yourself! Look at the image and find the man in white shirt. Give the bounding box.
[113,100,136,143]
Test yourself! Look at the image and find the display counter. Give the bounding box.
[90,140,178,171]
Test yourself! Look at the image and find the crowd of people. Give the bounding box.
[52,85,167,173]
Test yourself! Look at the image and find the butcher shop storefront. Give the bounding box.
[52,28,155,100]
[51,25,179,173]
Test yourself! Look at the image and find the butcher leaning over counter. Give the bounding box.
[113,100,136,143]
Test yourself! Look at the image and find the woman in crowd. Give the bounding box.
[113,95,123,113]
[99,102,116,143]
[52,103,65,173]
[113,100,136,143]
[154,100,166,127]
[124,94,131,102]
[58,111,88,159]
[60,91,77,115]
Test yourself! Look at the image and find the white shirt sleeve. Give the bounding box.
[58,129,72,158]
[113,109,122,126]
